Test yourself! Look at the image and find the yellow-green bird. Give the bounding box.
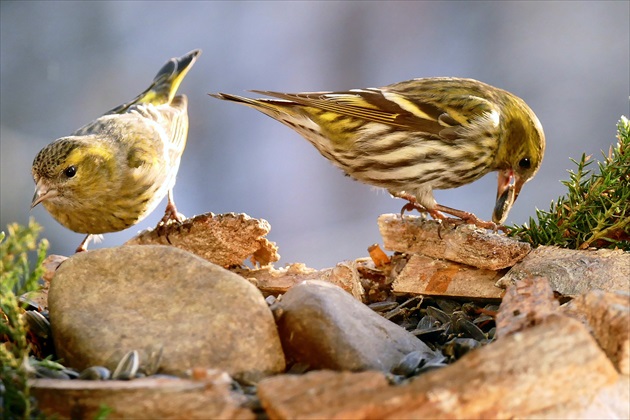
[211,78,545,228]
[32,49,201,252]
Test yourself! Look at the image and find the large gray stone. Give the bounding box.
[49,245,285,382]
[274,280,436,371]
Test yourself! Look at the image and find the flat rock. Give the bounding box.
[378,214,531,270]
[497,246,630,296]
[273,280,436,372]
[49,245,285,382]
[126,212,280,267]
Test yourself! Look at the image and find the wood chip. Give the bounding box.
[497,246,630,296]
[255,316,620,419]
[126,212,280,267]
[377,214,531,270]
[563,290,630,374]
[30,376,253,419]
[258,370,389,419]
[235,261,366,302]
[495,276,559,338]
[392,254,505,300]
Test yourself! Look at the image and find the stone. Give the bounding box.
[48,245,285,382]
[273,280,436,372]
[497,246,630,296]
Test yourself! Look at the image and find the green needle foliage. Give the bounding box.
[509,116,630,250]
[1,218,49,419]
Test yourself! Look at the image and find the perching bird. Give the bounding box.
[211,78,545,228]
[32,49,201,252]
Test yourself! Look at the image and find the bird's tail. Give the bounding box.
[210,92,297,121]
[108,49,201,114]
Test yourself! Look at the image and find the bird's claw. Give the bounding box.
[394,193,507,233]
[156,202,184,243]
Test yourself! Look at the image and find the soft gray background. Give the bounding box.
[1,1,629,268]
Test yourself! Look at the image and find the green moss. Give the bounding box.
[1,218,49,419]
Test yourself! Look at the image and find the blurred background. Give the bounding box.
[1,1,628,269]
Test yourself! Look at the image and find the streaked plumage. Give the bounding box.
[32,49,201,252]
[211,78,545,227]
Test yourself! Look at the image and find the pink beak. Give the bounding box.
[496,169,525,204]
[31,180,57,209]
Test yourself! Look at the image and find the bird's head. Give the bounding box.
[31,137,116,210]
[493,97,545,223]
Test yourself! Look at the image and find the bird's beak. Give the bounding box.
[496,169,514,203]
[493,169,522,224]
[31,180,57,209]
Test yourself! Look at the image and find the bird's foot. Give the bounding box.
[156,202,185,243]
[435,204,506,232]
[75,234,92,253]
[393,192,506,232]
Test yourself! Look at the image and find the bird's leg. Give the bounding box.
[393,192,440,220]
[434,204,505,232]
[393,192,504,232]
[75,234,92,253]
[156,190,185,242]
[160,190,184,225]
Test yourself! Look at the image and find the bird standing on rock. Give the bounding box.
[211,78,545,228]
[32,49,201,252]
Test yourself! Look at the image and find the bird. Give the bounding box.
[32,49,201,252]
[210,78,545,228]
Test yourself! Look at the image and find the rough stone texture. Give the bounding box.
[497,246,630,296]
[393,254,505,300]
[273,280,436,372]
[378,214,531,270]
[126,212,280,267]
[258,370,389,419]
[495,276,559,338]
[256,315,620,419]
[31,374,254,419]
[49,245,285,382]
[563,290,630,374]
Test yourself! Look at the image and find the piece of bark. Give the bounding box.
[126,212,280,267]
[562,290,630,374]
[377,214,530,270]
[258,370,389,420]
[256,315,620,419]
[538,375,630,419]
[495,276,559,338]
[235,262,366,301]
[30,375,254,419]
[392,254,505,300]
[497,246,630,296]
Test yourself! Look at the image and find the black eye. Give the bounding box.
[64,165,77,178]
[518,158,531,169]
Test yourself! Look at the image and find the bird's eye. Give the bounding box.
[64,166,77,178]
[518,158,531,169]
